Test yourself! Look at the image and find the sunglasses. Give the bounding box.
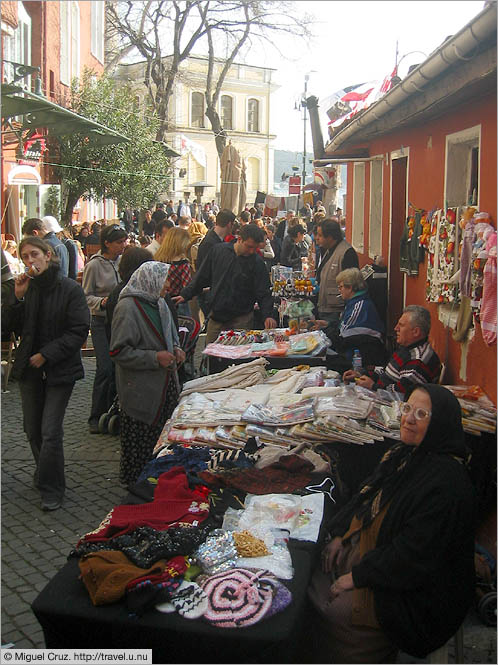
[400,403,431,421]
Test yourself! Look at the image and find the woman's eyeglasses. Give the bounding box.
[400,403,431,420]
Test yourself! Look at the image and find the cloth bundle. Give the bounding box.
[77,468,210,545]
[199,568,292,628]
[181,358,268,397]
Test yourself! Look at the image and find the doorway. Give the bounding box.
[388,155,408,332]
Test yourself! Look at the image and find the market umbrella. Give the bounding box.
[238,158,247,212]
[220,141,241,213]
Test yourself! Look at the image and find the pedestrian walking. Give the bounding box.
[82,224,127,434]
[4,237,89,510]
[110,261,185,485]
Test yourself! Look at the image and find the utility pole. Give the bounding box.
[301,73,309,210]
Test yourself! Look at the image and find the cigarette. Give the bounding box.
[27,265,39,277]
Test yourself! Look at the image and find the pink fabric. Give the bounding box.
[480,231,497,345]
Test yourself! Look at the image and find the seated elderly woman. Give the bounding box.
[316,267,385,368]
[308,384,476,664]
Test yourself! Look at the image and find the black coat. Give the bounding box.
[280,236,302,270]
[6,265,90,385]
[328,385,476,658]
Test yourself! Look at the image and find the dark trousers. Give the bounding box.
[19,367,74,504]
[89,315,114,424]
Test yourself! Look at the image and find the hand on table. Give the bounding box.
[310,319,328,331]
[356,375,374,389]
[342,369,359,384]
[329,572,354,600]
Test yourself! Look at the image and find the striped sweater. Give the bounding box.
[368,337,441,394]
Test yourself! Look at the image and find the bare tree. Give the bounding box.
[107,1,313,156]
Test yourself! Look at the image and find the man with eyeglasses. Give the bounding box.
[343,304,441,394]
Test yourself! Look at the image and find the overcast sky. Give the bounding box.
[262,0,485,152]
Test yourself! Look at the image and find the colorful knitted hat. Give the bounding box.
[200,568,279,628]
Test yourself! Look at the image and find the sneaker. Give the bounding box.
[89,421,100,434]
[41,500,62,511]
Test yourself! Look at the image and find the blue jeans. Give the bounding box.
[89,315,114,424]
[19,367,74,504]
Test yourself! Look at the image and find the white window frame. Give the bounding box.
[190,91,205,128]
[352,162,365,252]
[220,94,234,131]
[3,6,31,86]
[368,157,383,259]
[247,97,261,133]
[444,125,481,209]
[91,0,105,64]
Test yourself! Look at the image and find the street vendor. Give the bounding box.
[315,219,359,328]
[308,383,476,663]
[175,224,277,344]
[315,268,385,368]
[343,305,441,393]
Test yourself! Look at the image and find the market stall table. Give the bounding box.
[32,541,316,664]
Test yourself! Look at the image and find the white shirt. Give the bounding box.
[146,238,161,256]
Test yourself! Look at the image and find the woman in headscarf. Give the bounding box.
[110,261,185,485]
[308,384,476,663]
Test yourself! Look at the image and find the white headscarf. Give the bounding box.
[119,261,176,350]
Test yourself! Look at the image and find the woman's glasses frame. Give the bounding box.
[400,402,432,421]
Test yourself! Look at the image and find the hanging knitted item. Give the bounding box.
[426,208,458,303]
[470,220,494,318]
[480,231,497,345]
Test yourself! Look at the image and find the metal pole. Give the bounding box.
[301,74,309,212]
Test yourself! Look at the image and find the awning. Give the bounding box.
[1,84,129,146]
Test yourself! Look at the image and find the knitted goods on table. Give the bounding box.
[78,550,169,606]
[125,555,188,617]
[198,454,314,495]
[77,467,210,546]
[137,446,212,483]
[71,522,215,568]
[200,568,291,628]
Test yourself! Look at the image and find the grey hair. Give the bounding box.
[403,305,431,336]
[336,267,366,292]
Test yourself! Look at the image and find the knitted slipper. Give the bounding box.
[169,581,208,619]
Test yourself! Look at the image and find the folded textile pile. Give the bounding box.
[181,358,268,396]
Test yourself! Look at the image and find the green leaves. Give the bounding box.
[56,69,170,214]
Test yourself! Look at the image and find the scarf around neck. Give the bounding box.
[118,261,174,350]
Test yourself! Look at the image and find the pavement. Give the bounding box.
[1,356,496,663]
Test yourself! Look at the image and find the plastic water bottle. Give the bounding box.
[352,349,363,374]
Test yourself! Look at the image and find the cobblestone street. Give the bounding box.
[1,357,496,663]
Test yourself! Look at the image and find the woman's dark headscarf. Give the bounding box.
[328,384,469,531]
[406,384,467,458]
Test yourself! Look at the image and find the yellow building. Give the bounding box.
[114,55,278,207]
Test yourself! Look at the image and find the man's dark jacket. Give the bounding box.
[195,228,223,270]
[181,243,274,322]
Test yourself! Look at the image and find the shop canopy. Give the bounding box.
[1,83,128,146]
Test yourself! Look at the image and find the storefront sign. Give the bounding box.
[18,131,46,166]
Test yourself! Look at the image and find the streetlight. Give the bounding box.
[295,71,316,211]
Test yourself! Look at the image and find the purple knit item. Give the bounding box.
[200,568,276,628]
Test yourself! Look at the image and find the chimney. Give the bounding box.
[306,95,326,160]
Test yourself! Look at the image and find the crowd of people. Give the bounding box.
[1,201,441,511]
[2,198,477,664]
